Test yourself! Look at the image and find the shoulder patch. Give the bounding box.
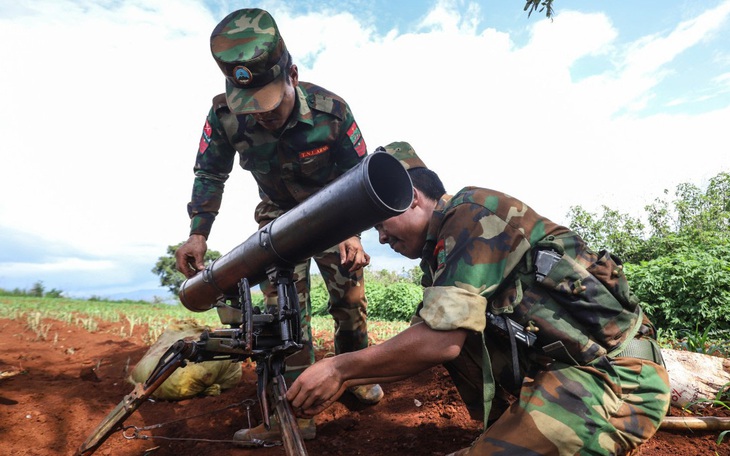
[346,121,367,157]
[434,239,447,271]
[198,119,212,154]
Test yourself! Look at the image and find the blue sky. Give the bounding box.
[1,0,729,300]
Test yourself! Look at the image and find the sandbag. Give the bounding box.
[128,320,242,401]
[662,348,730,410]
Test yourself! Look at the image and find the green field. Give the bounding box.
[0,296,409,346]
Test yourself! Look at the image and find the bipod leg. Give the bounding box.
[256,360,271,430]
[272,373,308,456]
[75,340,198,456]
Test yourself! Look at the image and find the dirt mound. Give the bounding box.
[1,317,728,455]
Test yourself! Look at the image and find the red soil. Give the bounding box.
[1,316,728,456]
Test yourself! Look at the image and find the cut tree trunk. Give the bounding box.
[662,348,730,409]
[661,416,730,431]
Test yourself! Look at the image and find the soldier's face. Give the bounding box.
[376,188,434,259]
[375,209,426,260]
[253,66,298,131]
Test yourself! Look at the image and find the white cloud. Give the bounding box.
[0,0,228,249]
[1,0,729,297]
[0,258,114,274]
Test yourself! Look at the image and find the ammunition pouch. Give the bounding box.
[526,236,643,365]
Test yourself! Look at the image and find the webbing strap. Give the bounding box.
[615,337,665,365]
[480,331,495,432]
[607,306,644,358]
[503,315,521,387]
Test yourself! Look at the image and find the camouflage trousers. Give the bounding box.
[259,244,369,383]
[255,201,369,382]
[449,356,670,455]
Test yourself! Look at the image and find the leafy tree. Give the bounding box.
[30,281,45,297]
[524,0,555,18]
[152,242,222,296]
[645,172,730,243]
[0,283,63,298]
[565,205,645,262]
[45,288,64,298]
[365,268,401,284]
[628,173,730,332]
[569,171,730,333]
[404,266,424,285]
[364,266,424,285]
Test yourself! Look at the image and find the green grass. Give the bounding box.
[0,296,408,345]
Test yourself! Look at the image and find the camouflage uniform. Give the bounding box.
[414,187,670,455]
[188,8,370,380]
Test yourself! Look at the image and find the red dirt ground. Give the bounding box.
[1,316,729,456]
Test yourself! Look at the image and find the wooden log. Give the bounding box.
[661,416,730,431]
[662,348,730,410]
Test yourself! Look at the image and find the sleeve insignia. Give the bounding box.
[346,121,367,157]
[198,119,212,154]
[434,239,447,271]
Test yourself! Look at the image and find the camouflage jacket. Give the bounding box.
[188,81,367,237]
[419,186,643,367]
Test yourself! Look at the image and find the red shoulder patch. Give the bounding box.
[434,239,446,271]
[198,120,212,154]
[346,121,367,157]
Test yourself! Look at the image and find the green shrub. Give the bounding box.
[625,245,730,333]
[365,281,387,312]
[308,272,422,322]
[367,282,422,321]
[310,275,329,316]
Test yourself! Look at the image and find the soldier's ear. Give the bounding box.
[410,188,421,208]
[289,64,299,86]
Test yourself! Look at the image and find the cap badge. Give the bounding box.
[233,66,253,85]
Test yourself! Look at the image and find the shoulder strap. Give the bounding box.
[299,82,347,120]
[480,331,495,432]
[210,93,240,141]
[212,93,228,111]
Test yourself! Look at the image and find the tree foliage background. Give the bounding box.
[152,173,730,333]
[310,267,423,321]
[566,171,730,334]
[152,243,222,296]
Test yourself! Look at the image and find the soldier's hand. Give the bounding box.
[286,357,347,416]
[175,234,208,278]
[339,236,370,272]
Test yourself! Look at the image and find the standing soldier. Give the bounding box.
[174,8,383,445]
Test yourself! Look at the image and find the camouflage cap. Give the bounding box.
[210,9,290,114]
[376,141,427,170]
